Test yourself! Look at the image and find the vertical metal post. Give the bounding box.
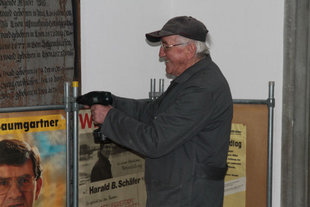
[153,78,156,99]
[161,79,164,94]
[64,82,71,207]
[150,79,154,99]
[267,81,275,207]
[72,81,79,207]
[150,78,157,100]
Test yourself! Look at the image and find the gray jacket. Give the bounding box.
[102,55,233,207]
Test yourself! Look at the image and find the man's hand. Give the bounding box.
[91,104,113,125]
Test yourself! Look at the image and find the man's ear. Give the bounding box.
[186,42,197,59]
[35,177,43,200]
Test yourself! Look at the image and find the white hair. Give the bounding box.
[194,40,210,57]
[176,35,211,57]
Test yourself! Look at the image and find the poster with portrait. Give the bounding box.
[0,110,67,207]
[78,109,146,207]
[77,111,248,207]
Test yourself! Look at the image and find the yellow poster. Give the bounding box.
[0,111,67,207]
[224,123,247,207]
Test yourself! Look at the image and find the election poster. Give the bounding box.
[78,110,248,207]
[0,110,67,207]
[78,109,146,207]
[224,123,247,207]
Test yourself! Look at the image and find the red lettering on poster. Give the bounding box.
[79,113,93,129]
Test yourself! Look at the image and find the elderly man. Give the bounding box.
[84,16,233,206]
[0,139,43,207]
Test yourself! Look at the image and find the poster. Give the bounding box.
[78,111,247,207]
[0,111,67,207]
[224,123,247,207]
[0,0,75,107]
[78,110,146,207]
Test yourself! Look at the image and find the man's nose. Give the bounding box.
[7,181,23,198]
[159,46,166,57]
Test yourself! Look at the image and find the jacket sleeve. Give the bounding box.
[111,95,154,121]
[103,86,220,158]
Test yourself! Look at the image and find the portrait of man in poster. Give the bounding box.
[90,143,113,182]
[0,139,43,207]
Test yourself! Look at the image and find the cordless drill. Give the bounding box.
[76,91,113,144]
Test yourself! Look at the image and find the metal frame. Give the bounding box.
[0,81,275,207]
[233,81,275,207]
[149,78,165,100]
[64,82,71,207]
[72,82,79,207]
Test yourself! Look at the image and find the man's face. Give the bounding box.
[159,35,192,76]
[101,144,113,158]
[0,160,42,207]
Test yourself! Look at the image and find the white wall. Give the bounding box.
[81,0,284,206]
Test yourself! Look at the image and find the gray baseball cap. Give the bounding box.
[145,16,208,42]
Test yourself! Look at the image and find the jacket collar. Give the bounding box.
[171,54,211,84]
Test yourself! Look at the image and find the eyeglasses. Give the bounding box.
[160,42,189,51]
[0,175,35,194]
